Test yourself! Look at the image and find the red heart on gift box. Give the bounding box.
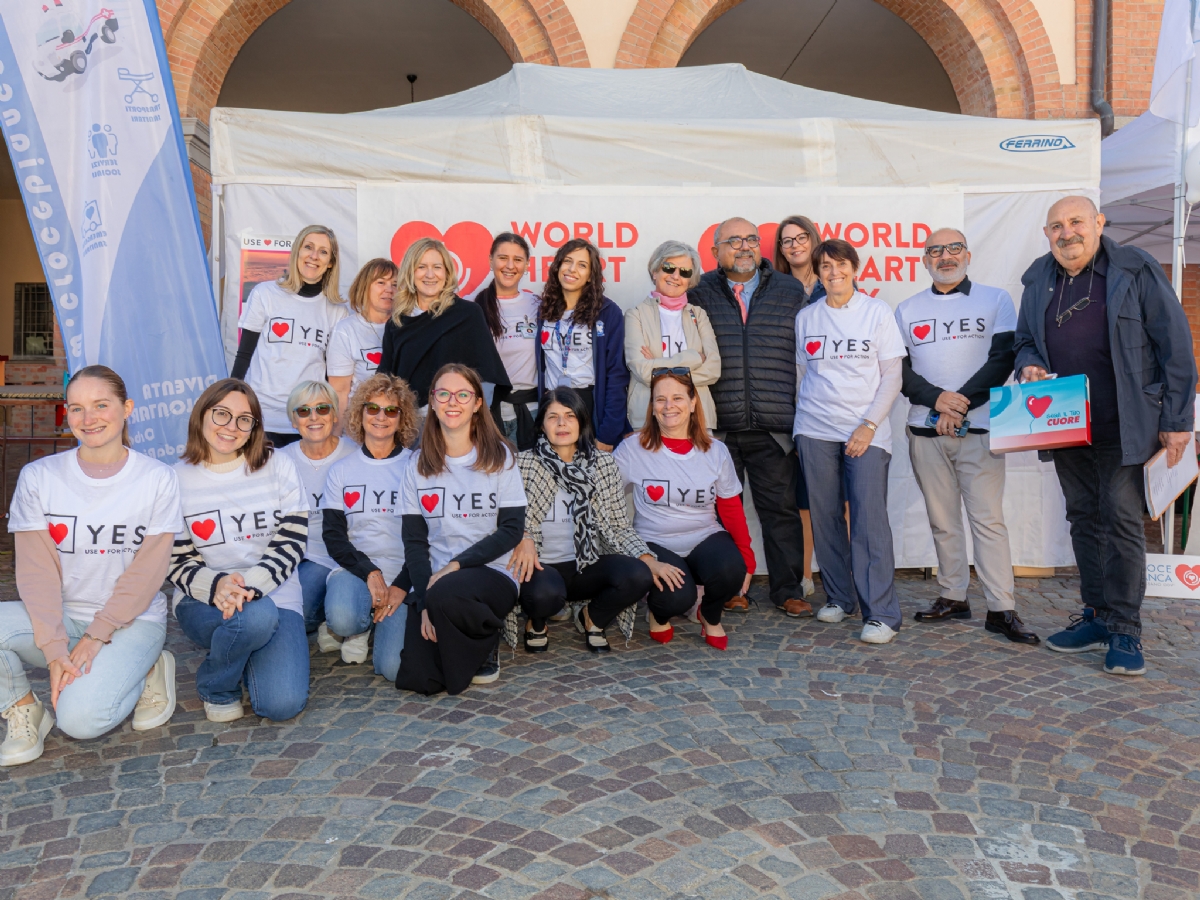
[49,522,68,544]
[646,485,665,502]
[1176,564,1200,590]
[1025,395,1052,418]
[271,321,290,338]
[389,221,493,296]
[421,493,440,513]
[913,324,931,340]
[190,519,216,541]
[366,352,382,365]
[805,341,822,356]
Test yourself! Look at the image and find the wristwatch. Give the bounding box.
[862,420,878,433]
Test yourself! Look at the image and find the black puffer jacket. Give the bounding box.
[689,261,808,433]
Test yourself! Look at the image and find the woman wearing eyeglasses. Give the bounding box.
[327,258,398,420]
[614,369,755,650]
[170,380,311,722]
[775,215,824,303]
[320,374,418,678]
[625,241,721,431]
[278,381,357,651]
[231,225,348,448]
[793,239,907,645]
[396,364,526,695]
[537,239,630,450]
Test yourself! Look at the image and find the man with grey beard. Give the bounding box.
[896,228,1038,644]
[1015,196,1195,677]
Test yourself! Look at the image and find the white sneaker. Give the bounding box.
[341,630,370,664]
[816,603,847,623]
[1,696,54,766]
[801,577,816,598]
[132,651,176,732]
[860,620,897,644]
[316,623,343,653]
[204,700,244,723]
[548,609,571,622]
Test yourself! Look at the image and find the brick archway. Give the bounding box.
[615,0,1075,119]
[160,0,590,124]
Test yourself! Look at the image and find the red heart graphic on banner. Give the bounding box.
[421,493,440,513]
[271,321,290,338]
[646,485,665,502]
[190,519,216,541]
[1176,564,1200,590]
[913,324,931,340]
[805,341,822,356]
[390,221,493,296]
[264,239,272,246]
[344,491,361,508]
[48,523,68,544]
[366,352,382,366]
[696,222,778,273]
[1025,395,1052,418]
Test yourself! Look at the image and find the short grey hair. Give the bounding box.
[287,379,339,424]
[924,227,968,250]
[647,240,703,289]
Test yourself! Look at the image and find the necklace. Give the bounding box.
[1054,262,1096,328]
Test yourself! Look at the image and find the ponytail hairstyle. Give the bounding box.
[538,239,606,329]
[417,364,513,476]
[182,379,272,473]
[278,224,343,303]
[639,370,711,452]
[476,232,532,339]
[66,365,132,447]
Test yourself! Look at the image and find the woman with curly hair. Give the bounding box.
[319,374,419,679]
[536,239,630,450]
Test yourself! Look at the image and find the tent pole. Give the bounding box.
[211,183,223,317]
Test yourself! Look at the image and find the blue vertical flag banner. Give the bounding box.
[0,0,227,459]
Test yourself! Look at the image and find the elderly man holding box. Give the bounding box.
[1014,196,1196,677]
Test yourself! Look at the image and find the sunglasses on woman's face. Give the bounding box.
[364,403,400,418]
[660,263,694,279]
[295,404,333,418]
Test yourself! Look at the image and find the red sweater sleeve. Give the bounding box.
[715,495,756,575]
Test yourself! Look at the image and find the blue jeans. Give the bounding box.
[298,560,332,633]
[175,596,309,720]
[0,602,165,739]
[796,436,901,630]
[323,569,408,682]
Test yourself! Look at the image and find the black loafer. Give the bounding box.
[985,610,1040,644]
[575,607,610,653]
[523,628,549,653]
[914,598,971,622]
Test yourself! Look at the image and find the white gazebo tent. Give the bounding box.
[209,63,1101,568]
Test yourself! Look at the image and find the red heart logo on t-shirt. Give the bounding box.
[48,523,68,544]
[1025,395,1052,418]
[190,519,216,541]
[1176,564,1200,590]
[366,352,382,366]
[541,329,550,345]
[271,321,290,338]
[913,324,931,340]
[804,341,822,356]
[344,491,361,508]
[646,485,665,502]
[388,220,493,296]
[421,493,440,512]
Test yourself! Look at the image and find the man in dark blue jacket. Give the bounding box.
[1014,196,1196,677]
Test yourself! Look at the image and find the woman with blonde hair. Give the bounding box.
[625,240,721,430]
[327,257,397,418]
[320,374,418,679]
[231,225,348,447]
[378,238,508,411]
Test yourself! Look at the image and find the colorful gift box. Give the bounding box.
[988,374,1091,453]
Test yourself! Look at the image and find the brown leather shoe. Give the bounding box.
[724,595,750,612]
[779,598,813,618]
[913,598,971,622]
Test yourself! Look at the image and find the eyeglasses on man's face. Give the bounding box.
[717,235,760,249]
[210,407,257,432]
[295,404,333,419]
[431,389,476,406]
[925,242,967,259]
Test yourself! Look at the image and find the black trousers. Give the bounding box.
[1053,441,1145,636]
[723,430,806,605]
[265,431,301,448]
[519,555,652,630]
[395,567,517,696]
[647,531,746,627]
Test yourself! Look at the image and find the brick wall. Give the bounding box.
[1111,0,1166,118]
[1164,263,1200,369]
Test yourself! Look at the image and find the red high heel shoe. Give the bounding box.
[700,623,727,651]
[649,625,674,644]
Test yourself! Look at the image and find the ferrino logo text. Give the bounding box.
[999,135,1077,152]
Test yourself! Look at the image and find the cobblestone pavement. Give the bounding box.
[2,569,1200,900]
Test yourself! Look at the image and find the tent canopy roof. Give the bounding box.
[210,63,1100,190]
